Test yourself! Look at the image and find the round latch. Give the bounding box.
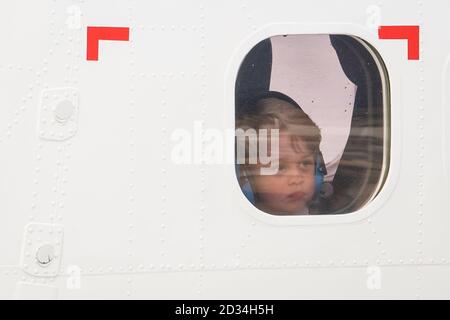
[36,244,55,267]
[54,100,75,124]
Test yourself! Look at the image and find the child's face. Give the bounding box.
[249,132,316,215]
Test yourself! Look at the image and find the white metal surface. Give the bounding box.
[0,0,449,299]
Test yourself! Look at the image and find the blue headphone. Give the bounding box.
[236,91,327,205]
[314,150,327,197]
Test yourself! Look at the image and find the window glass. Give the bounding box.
[235,34,389,216]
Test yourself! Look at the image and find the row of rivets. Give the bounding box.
[197,3,207,297]
[415,0,425,300]
[39,257,450,277]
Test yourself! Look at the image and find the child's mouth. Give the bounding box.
[286,191,306,201]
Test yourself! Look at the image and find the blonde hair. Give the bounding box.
[236,96,322,157]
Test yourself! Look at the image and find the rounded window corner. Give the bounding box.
[234,34,390,218]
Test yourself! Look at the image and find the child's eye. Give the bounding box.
[299,160,313,169]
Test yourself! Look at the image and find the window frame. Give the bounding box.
[226,23,398,226]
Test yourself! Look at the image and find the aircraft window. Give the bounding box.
[235,34,390,216]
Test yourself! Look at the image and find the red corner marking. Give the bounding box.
[87,27,130,61]
[378,26,420,60]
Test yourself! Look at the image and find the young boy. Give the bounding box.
[236,91,325,215]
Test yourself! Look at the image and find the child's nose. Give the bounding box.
[287,169,304,185]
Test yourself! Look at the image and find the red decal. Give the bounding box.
[378,26,420,60]
[87,27,130,61]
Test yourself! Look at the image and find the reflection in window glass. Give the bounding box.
[235,34,389,216]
